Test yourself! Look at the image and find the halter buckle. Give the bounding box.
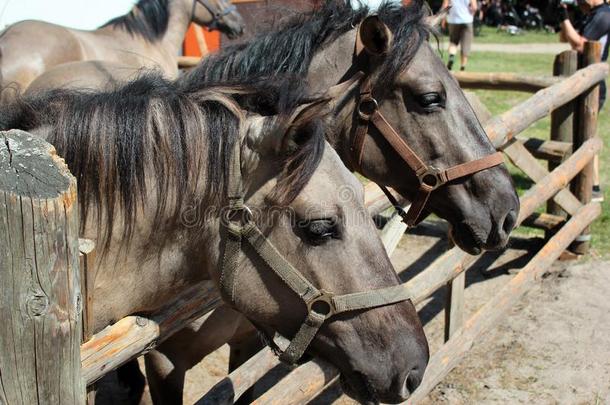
[417,166,444,190]
[358,97,379,120]
[306,290,336,320]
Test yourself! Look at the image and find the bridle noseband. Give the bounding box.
[342,30,504,227]
[219,135,414,365]
[193,0,236,30]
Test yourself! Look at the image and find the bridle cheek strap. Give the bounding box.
[350,75,504,227]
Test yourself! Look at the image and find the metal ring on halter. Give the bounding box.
[223,204,254,225]
[305,290,336,320]
[417,167,444,190]
[358,97,379,120]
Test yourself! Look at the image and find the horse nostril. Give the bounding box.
[502,209,517,235]
[404,367,424,395]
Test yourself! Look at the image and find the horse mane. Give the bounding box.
[183,0,431,92]
[1,74,324,252]
[100,0,170,41]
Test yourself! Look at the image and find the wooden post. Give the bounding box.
[547,50,578,235]
[0,130,85,404]
[571,42,601,255]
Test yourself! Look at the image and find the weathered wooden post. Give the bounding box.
[571,42,601,255]
[0,130,85,404]
[547,50,578,237]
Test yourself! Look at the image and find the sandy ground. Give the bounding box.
[96,218,610,404]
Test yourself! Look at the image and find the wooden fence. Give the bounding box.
[0,43,605,404]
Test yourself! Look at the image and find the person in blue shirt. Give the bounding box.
[442,0,478,70]
[559,0,609,202]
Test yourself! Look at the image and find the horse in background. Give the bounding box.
[0,0,244,99]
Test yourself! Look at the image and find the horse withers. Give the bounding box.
[1,76,429,403]
[0,0,244,99]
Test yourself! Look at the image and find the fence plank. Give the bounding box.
[0,130,85,404]
[455,71,561,92]
[503,141,582,216]
[486,63,608,148]
[81,281,220,384]
[519,137,572,162]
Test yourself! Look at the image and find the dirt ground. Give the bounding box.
[98,220,610,404]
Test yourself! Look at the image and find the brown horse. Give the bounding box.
[0,0,244,99]
[130,2,520,402]
[1,75,429,404]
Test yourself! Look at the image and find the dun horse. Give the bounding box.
[0,75,429,403]
[0,0,244,98]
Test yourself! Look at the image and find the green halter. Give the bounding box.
[219,133,415,364]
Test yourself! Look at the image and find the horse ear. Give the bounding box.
[358,15,393,56]
[426,7,449,28]
[281,99,331,154]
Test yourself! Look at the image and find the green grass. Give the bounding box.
[459,51,610,255]
[440,25,559,44]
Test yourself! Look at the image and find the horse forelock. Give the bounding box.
[100,0,170,41]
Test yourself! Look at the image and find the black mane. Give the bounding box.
[182,0,431,92]
[100,0,170,41]
[0,75,324,251]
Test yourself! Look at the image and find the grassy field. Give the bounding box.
[439,26,559,44]
[472,26,559,44]
[460,51,610,255]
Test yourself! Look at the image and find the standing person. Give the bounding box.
[442,0,478,71]
[558,0,610,202]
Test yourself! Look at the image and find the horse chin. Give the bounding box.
[448,222,484,255]
[339,372,379,405]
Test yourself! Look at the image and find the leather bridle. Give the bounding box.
[341,30,504,227]
[219,133,415,365]
[193,0,237,30]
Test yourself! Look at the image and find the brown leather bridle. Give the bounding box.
[341,29,504,227]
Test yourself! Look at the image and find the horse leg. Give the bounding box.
[115,359,146,404]
[144,305,245,405]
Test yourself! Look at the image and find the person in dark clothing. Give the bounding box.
[559,0,609,202]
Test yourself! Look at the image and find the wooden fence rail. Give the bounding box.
[454,71,562,92]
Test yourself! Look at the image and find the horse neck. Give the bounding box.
[159,0,193,58]
[307,29,360,154]
[307,29,357,93]
[94,0,191,59]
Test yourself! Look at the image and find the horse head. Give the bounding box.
[190,0,245,39]
[203,99,429,403]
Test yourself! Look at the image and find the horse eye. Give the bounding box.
[418,92,443,109]
[301,219,339,245]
